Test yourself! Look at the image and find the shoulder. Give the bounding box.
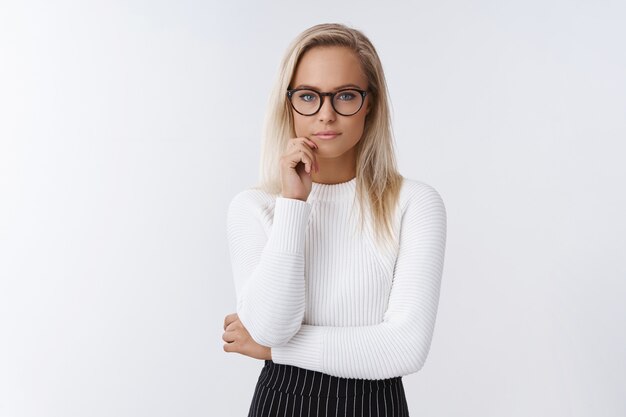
[227,187,279,221]
[398,177,446,217]
[400,177,448,228]
[393,178,447,249]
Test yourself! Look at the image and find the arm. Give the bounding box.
[270,184,447,379]
[226,191,312,347]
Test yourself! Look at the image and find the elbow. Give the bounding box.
[405,337,432,375]
[239,305,304,347]
[264,312,305,346]
[409,353,427,375]
[261,334,296,348]
[249,321,303,347]
[398,323,433,376]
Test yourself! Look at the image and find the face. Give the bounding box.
[289,46,371,160]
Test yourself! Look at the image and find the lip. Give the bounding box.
[314,131,341,140]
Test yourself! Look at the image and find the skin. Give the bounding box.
[223,45,371,361]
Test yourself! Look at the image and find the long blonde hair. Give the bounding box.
[253,23,404,252]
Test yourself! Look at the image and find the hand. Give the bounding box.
[280,137,319,201]
[222,313,272,361]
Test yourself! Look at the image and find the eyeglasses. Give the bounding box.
[286,87,368,116]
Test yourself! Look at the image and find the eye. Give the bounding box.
[336,91,357,101]
[297,92,318,102]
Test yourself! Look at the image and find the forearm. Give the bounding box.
[228,195,311,346]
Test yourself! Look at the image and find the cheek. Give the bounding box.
[349,115,367,137]
[293,113,308,136]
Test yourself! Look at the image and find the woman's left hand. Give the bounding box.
[222,313,272,360]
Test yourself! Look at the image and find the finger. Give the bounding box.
[223,342,238,353]
[291,147,315,174]
[288,137,318,152]
[283,144,317,175]
[301,141,319,172]
[222,330,237,343]
[298,138,318,171]
[225,319,241,331]
[223,313,238,330]
[292,136,317,150]
[299,151,315,174]
[284,148,312,173]
[302,137,318,150]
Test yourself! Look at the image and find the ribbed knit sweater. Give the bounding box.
[226,176,447,380]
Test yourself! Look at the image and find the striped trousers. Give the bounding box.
[247,360,410,417]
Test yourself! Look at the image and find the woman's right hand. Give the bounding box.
[280,136,319,201]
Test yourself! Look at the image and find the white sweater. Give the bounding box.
[226,176,447,380]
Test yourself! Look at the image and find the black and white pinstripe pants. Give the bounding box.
[247,360,410,417]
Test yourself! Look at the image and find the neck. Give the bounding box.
[309,148,356,184]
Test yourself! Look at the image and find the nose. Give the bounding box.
[317,95,337,122]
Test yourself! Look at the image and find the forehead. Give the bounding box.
[291,46,367,90]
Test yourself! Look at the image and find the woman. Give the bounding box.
[223,23,447,417]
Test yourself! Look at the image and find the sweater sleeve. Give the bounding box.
[270,184,447,379]
[226,192,312,347]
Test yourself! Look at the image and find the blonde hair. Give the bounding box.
[253,23,404,252]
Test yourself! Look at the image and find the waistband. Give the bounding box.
[258,360,403,398]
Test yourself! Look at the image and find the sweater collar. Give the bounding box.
[307,176,357,202]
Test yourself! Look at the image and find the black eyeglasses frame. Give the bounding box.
[286,88,368,116]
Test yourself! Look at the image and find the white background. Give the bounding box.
[1,1,625,416]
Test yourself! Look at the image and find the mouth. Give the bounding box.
[314,132,341,140]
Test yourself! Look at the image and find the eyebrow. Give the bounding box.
[293,83,365,91]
